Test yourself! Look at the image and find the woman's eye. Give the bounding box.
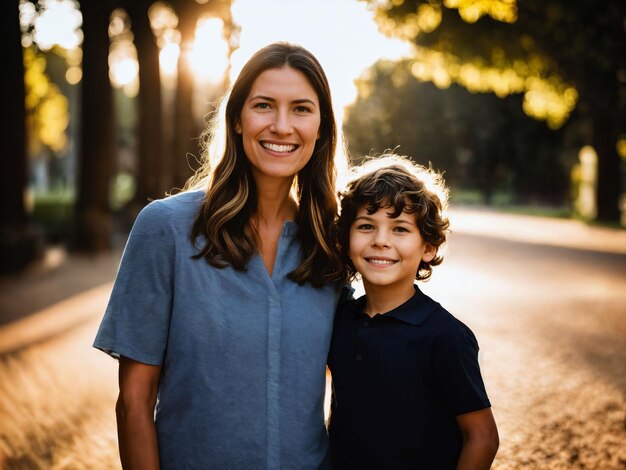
[295,105,311,113]
[254,102,271,109]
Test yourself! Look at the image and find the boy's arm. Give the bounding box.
[455,408,499,470]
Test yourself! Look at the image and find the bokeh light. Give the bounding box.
[444,0,518,24]
[188,17,230,85]
[31,0,83,51]
[576,145,598,219]
[108,9,139,97]
[408,45,578,128]
[148,1,180,86]
[23,47,69,154]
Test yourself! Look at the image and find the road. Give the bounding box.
[1,208,625,469]
[425,231,626,469]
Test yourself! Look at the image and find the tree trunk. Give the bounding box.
[591,113,622,223]
[0,0,43,273]
[74,0,115,251]
[126,0,165,208]
[173,3,199,188]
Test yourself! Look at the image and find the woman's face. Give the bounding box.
[235,66,321,183]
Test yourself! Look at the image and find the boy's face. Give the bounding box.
[349,205,436,292]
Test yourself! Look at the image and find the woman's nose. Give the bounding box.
[269,110,293,135]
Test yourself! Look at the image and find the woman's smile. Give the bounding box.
[237,66,321,182]
[260,141,299,154]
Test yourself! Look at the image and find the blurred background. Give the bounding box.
[1,0,625,468]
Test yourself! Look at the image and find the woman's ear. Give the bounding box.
[235,120,242,134]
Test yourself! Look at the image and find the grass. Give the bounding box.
[0,336,119,469]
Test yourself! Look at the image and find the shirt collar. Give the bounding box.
[282,221,298,238]
[355,285,439,326]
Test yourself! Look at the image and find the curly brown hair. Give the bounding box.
[338,154,450,281]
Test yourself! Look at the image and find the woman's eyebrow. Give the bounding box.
[249,95,317,106]
[249,94,275,102]
[292,98,317,106]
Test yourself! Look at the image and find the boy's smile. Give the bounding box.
[349,205,436,302]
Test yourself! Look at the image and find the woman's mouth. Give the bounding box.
[261,141,298,153]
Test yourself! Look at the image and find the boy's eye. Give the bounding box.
[355,223,374,230]
[393,226,410,233]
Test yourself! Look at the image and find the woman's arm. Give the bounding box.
[116,356,162,470]
[456,408,499,470]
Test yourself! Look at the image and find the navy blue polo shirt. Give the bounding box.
[327,286,491,469]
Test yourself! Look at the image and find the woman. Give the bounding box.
[94,42,346,469]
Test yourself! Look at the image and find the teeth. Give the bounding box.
[367,258,395,265]
[262,142,297,153]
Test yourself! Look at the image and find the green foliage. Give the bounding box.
[344,59,569,205]
[32,191,74,241]
[360,0,625,221]
[110,172,136,211]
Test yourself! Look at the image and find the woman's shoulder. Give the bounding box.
[137,190,205,224]
[128,190,205,241]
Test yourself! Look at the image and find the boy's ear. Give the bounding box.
[422,244,436,263]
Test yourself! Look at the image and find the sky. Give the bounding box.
[229,0,412,122]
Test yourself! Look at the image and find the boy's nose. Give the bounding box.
[371,231,390,248]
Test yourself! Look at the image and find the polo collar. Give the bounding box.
[355,285,439,326]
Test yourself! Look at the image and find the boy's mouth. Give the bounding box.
[365,257,397,266]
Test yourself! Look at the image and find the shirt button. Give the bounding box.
[356,354,363,361]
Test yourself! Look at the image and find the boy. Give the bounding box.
[328,154,499,469]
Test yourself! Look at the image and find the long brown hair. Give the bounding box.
[187,42,345,287]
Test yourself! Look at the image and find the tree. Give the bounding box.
[170,0,237,188]
[344,59,568,204]
[362,0,625,221]
[74,0,116,251]
[0,0,42,272]
[125,0,165,205]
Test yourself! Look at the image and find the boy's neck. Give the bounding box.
[362,281,416,318]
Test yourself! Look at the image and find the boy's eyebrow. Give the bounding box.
[354,215,416,225]
[249,95,317,106]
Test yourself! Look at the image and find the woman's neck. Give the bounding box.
[252,174,298,276]
[254,174,298,224]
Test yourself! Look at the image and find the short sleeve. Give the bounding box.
[93,200,176,366]
[431,324,491,416]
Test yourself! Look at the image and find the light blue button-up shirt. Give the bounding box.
[94,190,340,469]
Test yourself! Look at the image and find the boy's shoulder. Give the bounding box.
[337,286,478,347]
[419,292,480,353]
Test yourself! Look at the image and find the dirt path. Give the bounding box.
[1,209,625,468]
